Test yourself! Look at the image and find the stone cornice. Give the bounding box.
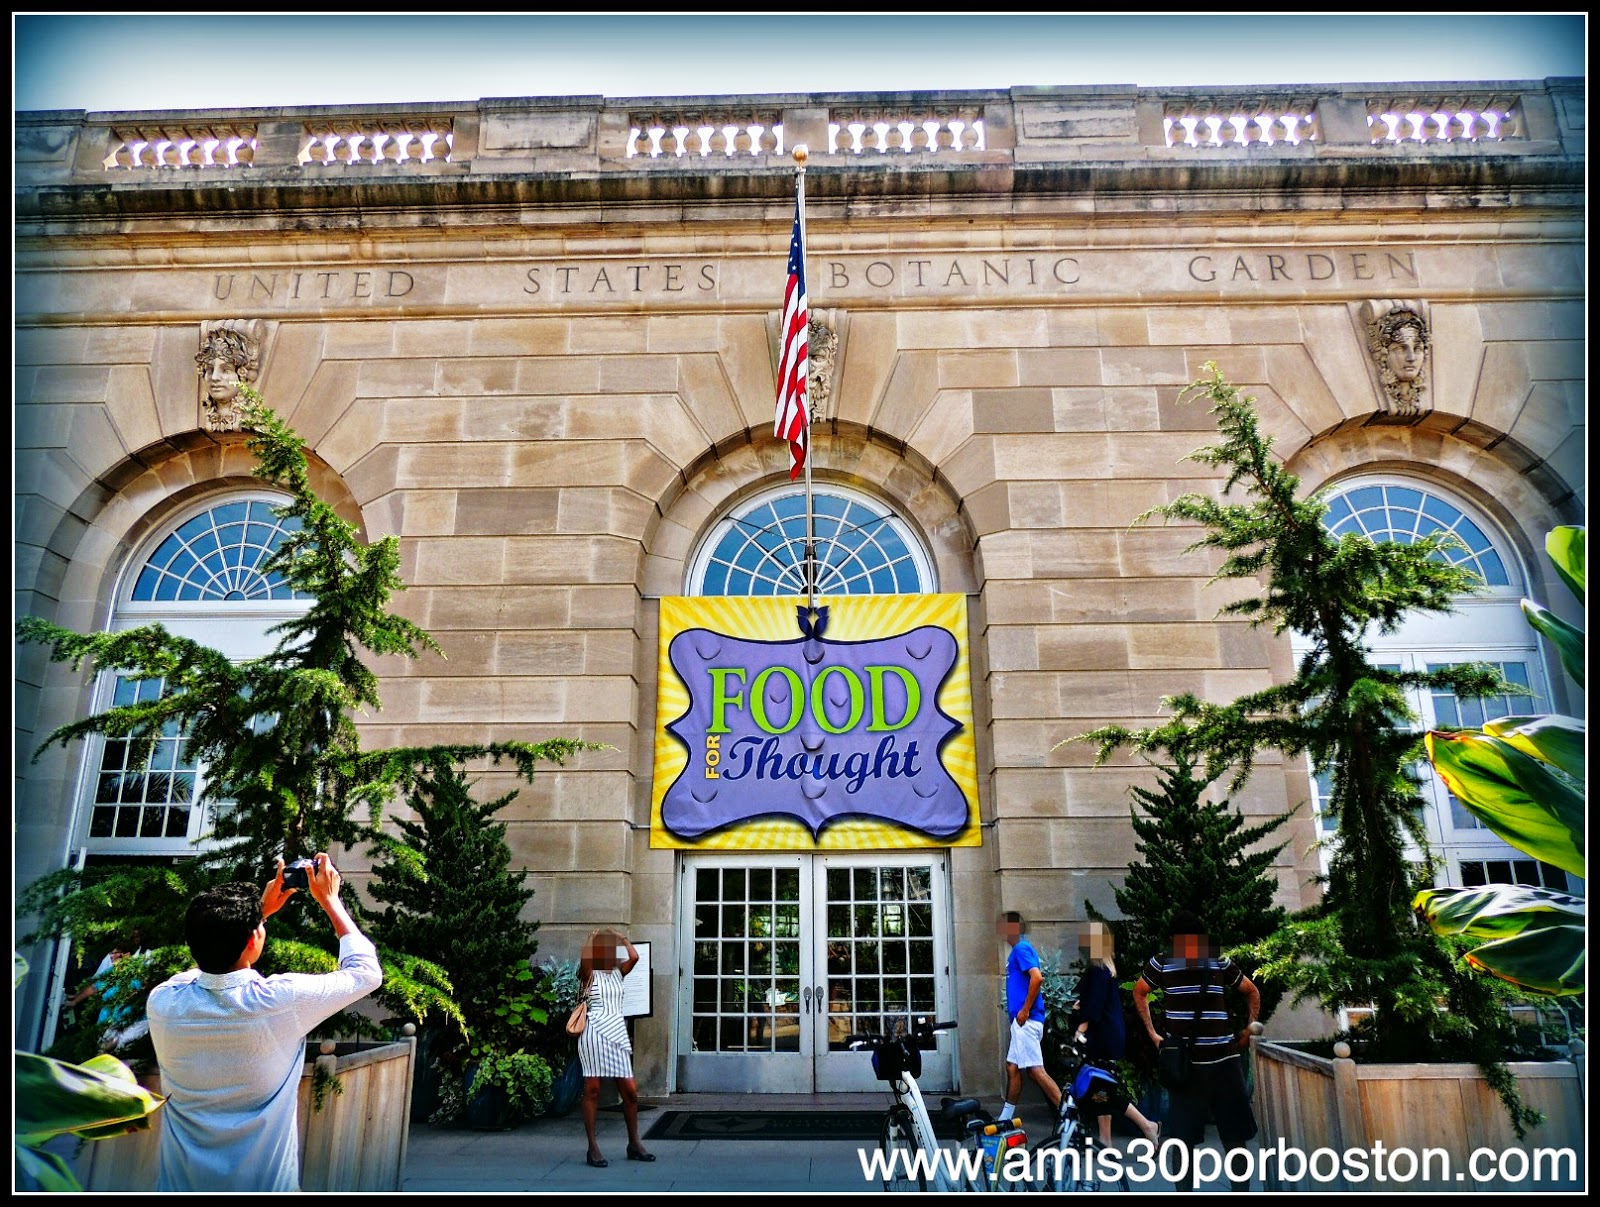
[13,155,1586,239]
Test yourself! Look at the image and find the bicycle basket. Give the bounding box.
[871,1040,921,1082]
[1071,1062,1120,1113]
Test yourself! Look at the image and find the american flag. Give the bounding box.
[774,191,809,480]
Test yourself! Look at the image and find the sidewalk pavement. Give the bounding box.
[402,1094,1216,1193]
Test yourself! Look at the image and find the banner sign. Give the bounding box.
[651,594,980,850]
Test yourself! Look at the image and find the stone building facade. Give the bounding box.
[14,80,1586,1095]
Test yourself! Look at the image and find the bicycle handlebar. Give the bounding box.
[845,1018,958,1050]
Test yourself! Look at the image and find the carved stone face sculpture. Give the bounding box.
[203,351,244,404]
[1384,322,1426,383]
[1367,307,1430,414]
[195,321,261,431]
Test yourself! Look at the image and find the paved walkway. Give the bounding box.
[402,1093,1202,1193]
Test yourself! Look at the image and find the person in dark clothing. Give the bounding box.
[1073,921,1159,1147]
[1133,910,1260,1192]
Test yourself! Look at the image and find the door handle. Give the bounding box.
[802,985,812,1014]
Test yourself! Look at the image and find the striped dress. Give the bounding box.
[577,967,633,1079]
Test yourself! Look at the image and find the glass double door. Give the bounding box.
[675,852,954,1092]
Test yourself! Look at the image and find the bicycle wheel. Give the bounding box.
[878,1105,927,1191]
[1067,1140,1133,1193]
[954,1143,983,1193]
[1029,1121,1075,1192]
[1073,1170,1133,1193]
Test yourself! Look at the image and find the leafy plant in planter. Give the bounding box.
[17,389,595,1047]
[446,963,559,1129]
[464,1048,554,1129]
[1095,364,1545,1134]
[1416,527,1585,997]
[531,958,585,1117]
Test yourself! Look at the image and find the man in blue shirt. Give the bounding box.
[997,911,1060,1123]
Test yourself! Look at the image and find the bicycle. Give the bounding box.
[848,1017,1030,1192]
[1028,1037,1135,1192]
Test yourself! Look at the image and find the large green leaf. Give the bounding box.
[15,1142,80,1192]
[1546,526,1585,604]
[1461,925,1586,996]
[1414,884,1584,940]
[14,1050,164,1146]
[1482,715,1586,784]
[1522,600,1585,689]
[1425,731,1585,876]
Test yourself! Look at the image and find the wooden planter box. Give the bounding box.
[1252,1040,1585,1191]
[75,1034,417,1192]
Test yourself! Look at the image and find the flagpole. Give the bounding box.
[794,144,816,612]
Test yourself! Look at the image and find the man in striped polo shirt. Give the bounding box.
[1134,910,1260,1190]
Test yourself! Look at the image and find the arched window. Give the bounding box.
[128,497,308,603]
[1320,482,1512,590]
[79,493,312,853]
[687,484,934,597]
[1296,477,1574,893]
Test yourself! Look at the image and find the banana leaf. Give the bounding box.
[1425,731,1585,877]
[1461,925,1586,996]
[1545,526,1585,604]
[1481,715,1585,783]
[1414,883,1585,940]
[15,1144,80,1193]
[1415,884,1585,995]
[1522,600,1584,689]
[15,1051,164,1148]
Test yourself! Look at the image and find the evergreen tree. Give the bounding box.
[18,388,595,1034]
[368,757,542,1035]
[1078,364,1542,1134]
[1082,720,1289,980]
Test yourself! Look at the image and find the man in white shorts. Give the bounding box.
[997,911,1061,1123]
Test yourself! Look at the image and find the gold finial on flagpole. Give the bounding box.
[792,144,808,166]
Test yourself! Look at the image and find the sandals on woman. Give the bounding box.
[626,1145,657,1162]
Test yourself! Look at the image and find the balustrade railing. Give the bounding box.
[102,123,257,170]
[627,112,784,159]
[827,108,985,155]
[1162,101,1320,148]
[299,119,453,166]
[1365,95,1522,143]
[24,79,1570,187]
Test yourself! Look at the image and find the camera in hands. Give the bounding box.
[282,858,316,890]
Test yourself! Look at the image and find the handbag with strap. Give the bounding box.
[1156,1033,1192,1091]
[565,972,593,1036]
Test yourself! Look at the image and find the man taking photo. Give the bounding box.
[147,853,383,1191]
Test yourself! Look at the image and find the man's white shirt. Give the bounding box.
[146,931,382,1191]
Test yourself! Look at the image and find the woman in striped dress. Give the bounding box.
[579,929,653,1167]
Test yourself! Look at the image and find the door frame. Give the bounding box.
[673,850,958,1094]
[674,853,811,1093]
[811,850,957,1093]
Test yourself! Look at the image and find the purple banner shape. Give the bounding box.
[661,626,968,840]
